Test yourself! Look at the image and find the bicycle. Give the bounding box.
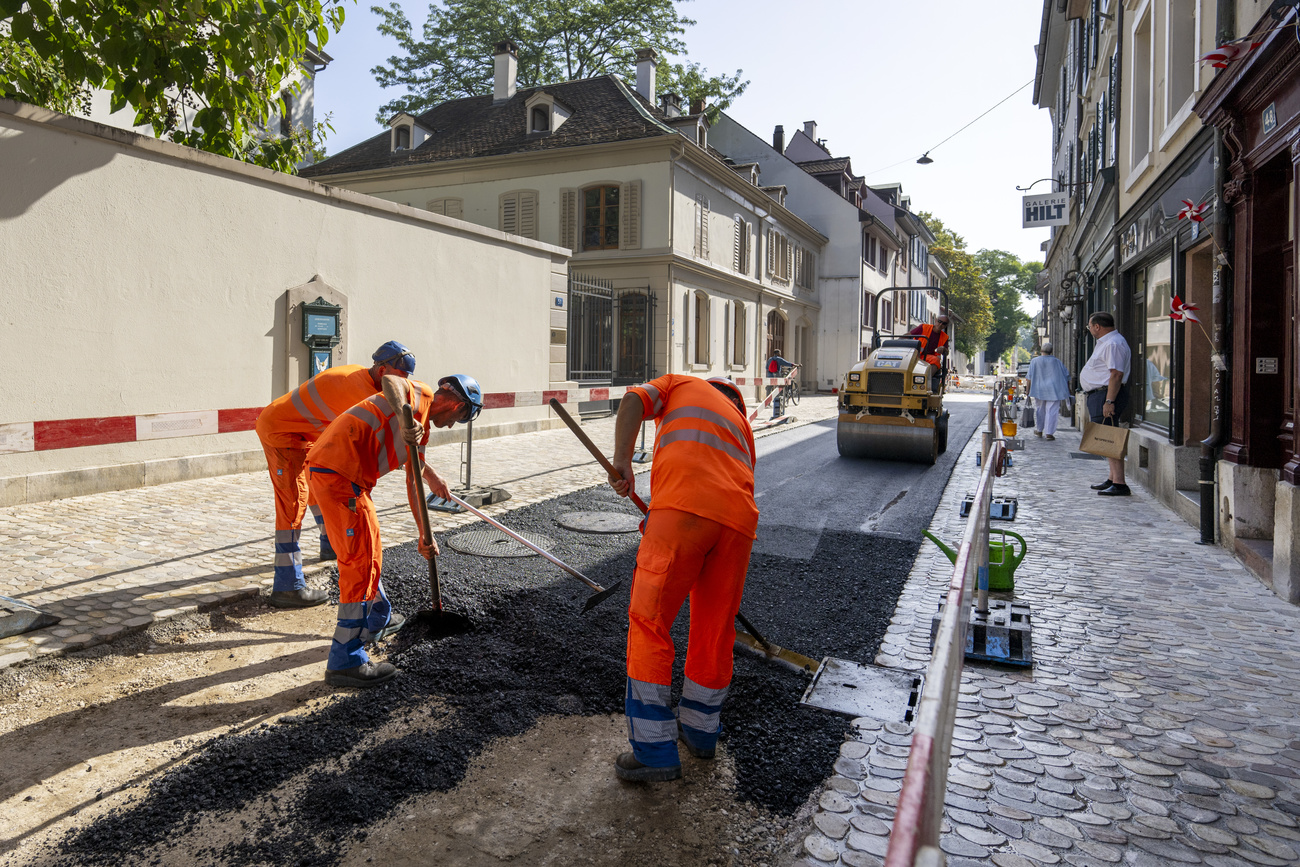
[775,365,801,409]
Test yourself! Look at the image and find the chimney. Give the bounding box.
[690,96,705,115]
[493,41,518,103]
[803,120,817,140]
[635,48,657,104]
[773,124,784,152]
[660,92,682,118]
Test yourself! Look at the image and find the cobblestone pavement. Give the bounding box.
[0,395,840,669]
[798,419,1300,867]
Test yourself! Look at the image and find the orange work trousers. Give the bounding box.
[306,469,383,604]
[627,508,754,690]
[261,442,321,532]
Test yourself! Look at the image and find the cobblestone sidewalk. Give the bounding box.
[798,420,1300,867]
[0,395,840,669]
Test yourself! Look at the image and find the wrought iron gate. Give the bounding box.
[568,271,656,384]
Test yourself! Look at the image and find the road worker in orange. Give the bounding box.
[255,341,417,608]
[306,373,482,688]
[908,313,950,369]
[606,374,758,781]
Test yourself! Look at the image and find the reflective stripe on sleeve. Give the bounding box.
[305,379,340,425]
[290,388,328,431]
[639,384,663,415]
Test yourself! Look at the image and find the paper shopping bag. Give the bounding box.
[1080,418,1129,459]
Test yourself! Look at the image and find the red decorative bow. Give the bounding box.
[1177,199,1208,222]
[1200,39,1264,68]
[1171,296,1200,323]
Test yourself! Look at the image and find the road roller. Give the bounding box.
[837,288,951,465]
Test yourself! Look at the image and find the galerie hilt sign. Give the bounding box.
[1022,191,1069,228]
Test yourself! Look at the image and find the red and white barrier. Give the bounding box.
[1,376,799,454]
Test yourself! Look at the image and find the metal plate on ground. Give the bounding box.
[0,595,60,639]
[556,511,642,534]
[1069,451,1107,460]
[446,529,554,558]
[799,657,922,723]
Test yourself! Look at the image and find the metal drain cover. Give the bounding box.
[799,658,922,722]
[556,511,642,534]
[446,529,553,558]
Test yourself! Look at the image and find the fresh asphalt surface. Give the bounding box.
[752,394,988,558]
[48,395,989,866]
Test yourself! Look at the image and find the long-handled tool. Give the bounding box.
[548,398,820,673]
[383,377,473,632]
[444,491,622,613]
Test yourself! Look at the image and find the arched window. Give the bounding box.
[530,106,550,133]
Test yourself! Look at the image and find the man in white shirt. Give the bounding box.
[1079,311,1132,496]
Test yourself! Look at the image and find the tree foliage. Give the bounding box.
[918,212,993,358]
[370,0,746,124]
[0,0,349,172]
[976,249,1041,364]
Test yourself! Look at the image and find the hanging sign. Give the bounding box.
[1022,192,1069,228]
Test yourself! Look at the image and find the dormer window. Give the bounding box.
[386,111,431,153]
[394,126,410,150]
[697,122,707,149]
[524,91,570,136]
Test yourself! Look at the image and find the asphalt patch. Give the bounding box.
[51,485,917,866]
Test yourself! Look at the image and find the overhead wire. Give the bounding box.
[864,79,1034,177]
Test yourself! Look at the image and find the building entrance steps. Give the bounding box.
[0,396,841,670]
[798,421,1300,867]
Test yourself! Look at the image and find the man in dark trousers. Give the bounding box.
[1080,312,1132,496]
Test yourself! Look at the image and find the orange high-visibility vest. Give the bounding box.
[256,365,380,449]
[305,380,435,489]
[909,323,949,366]
[629,374,759,538]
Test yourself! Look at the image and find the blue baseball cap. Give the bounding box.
[372,340,415,374]
[438,374,483,423]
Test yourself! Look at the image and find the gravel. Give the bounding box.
[52,484,918,866]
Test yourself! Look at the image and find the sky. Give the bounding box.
[312,0,1053,267]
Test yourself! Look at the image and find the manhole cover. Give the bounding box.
[556,511,642,534]
[446,529,554,558]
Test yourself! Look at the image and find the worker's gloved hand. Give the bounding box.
[608,457,634,498]
[402,418,427,445]
[418,533,440,559]
[423,466,451,501]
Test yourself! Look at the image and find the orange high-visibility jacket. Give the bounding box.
[305,380,435,489]
[629,375,759,539]
[256,365,380,449]
[909,323,949,363]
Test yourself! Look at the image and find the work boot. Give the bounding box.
[1090,479,1114,491]
[614,752,681,782]
[319,535,337,562]
[325,661,398,688]
[678,723,715,760]
[268,587,330,608]
[369,612,405,643]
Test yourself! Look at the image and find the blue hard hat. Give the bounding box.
[438,374,483,423]
[372,340,416,374]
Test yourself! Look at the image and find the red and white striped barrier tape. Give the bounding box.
[1,377,801,454]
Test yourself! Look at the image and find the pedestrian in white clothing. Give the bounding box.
[1079,311,1132,496]
[1025,342,1071,440]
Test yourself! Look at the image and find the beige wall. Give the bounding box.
[0,100,568,503]
[1120,0,1218,210]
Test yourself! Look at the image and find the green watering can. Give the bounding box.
[922,528,1027,592]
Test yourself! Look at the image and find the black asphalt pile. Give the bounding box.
[52,486,917,867]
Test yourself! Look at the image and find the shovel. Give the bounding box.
[548,398,820,674]
[384,377,473,634]
[444,491,622,613]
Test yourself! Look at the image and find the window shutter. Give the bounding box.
[500,192,519,235]
[621,180,641,250]
[694,195,704,257]
[426,199,446,215]
[519,191,538,240]
[784,238,793,281]
[733,217,743,272]
[766,229,775,275]
[446,198,462,219]
[560,189,577,250]
[700,198,710,259]
[723,301,731,367]
[743,221,752,275]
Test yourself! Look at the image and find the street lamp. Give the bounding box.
[916,152,933,165]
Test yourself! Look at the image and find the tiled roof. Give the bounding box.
[300,76,675,178]
[796,157,851,175]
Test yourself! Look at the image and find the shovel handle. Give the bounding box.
[548,398,649,514]
[402,405,443,612]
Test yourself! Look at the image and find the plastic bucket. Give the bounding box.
[1001,420,1017,437]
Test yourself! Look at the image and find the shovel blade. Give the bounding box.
[582,580,624,613]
